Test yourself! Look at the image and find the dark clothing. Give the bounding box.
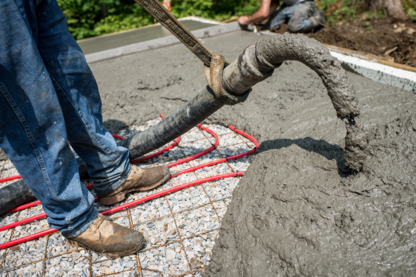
[0,0,131,237]
[264,1,316,32]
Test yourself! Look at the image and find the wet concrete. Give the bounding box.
[90,30,416,275]
[78,19,217,55]
[0,29,412,274]
[87,31,416,275]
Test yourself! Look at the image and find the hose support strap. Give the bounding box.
[204,52,250,106]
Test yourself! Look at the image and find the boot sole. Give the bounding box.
[99,173,171,206]
[66,234,145,258]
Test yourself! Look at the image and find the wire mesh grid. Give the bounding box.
[0,120,254,277]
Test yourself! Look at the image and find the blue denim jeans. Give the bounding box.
[264,1,315,33]
[0,0,131,238]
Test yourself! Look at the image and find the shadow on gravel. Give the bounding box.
[0,149,7,161]
[256,137,351,177]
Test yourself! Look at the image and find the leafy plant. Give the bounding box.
[403,0,416,21]
[57,0,103,39]
[58,0,416,40]
[363,11,373,20]
[377,10,384,18]
[316,0,357,26]
[57,0,261,40]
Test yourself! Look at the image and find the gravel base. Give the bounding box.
[0,119,253,276]
[45,251,89,277]
[0,160,20,189]
[1,261,43,277]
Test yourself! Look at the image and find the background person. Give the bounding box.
[238,0,325,33]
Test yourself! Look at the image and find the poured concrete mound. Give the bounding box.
[204,114,416,276]
[187,34,415,277]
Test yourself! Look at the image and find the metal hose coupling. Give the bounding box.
[204,52,251,105]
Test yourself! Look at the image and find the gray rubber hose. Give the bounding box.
[223,33,360,120]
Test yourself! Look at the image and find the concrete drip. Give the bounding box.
[223,34,366,171]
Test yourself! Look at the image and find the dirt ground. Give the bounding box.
[271,17,416,67]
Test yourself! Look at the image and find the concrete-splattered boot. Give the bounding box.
[98,165,171,205]
[66,214,145,258]
[309,9,326,31]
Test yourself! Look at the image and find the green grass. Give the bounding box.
[403,0,416,21]
[57,0,260,40]
[58,0,416,40]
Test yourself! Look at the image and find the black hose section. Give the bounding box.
[119,86,225,159]
[0,87,231,215]
[75,86,226,177]
[0,179,36,215]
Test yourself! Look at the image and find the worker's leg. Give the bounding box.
[263,4,291,30]
[0,0,97,238]
[33,0,132,196]
[287,1,317,33]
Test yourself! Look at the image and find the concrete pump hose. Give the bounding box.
[223,33,360,120]
[0,52,248,215]
[119,87,226,159]
[223,33,367,171]
[0,179,36,215]
[0,34,367,215]
[118,53,248,160]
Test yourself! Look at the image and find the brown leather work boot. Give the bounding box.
[98,165,171,206]
[66,214,144,258]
